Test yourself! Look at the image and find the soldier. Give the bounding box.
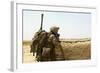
[41,26,65,61]
[30,26,65,62]
[30,26,65,61]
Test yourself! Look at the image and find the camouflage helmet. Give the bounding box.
[50,26,59,33]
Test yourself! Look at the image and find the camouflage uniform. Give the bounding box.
[30,26,65,61]
[30,30,47,61]
[42,26,65,61]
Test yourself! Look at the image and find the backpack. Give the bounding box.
[30,30,49,56]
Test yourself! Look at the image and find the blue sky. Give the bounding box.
[23,10,91,40]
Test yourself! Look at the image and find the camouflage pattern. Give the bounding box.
[30,26,65,62]
[30,30,47,61]
[48,27,65,60]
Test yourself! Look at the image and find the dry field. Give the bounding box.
[23,38,91,63]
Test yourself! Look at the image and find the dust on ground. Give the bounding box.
[23,38,91,63]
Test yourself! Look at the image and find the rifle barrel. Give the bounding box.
[40,14,44,30]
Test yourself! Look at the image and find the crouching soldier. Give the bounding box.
[42,26,65,61]
[49,26,65,60]
[30,26,65,62]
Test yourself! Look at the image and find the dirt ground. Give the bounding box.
[23,39,91,63]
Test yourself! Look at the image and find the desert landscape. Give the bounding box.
[22,38,91,63]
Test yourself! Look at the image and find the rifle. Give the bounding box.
[40,14,44,30]
[59,45,66,60]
